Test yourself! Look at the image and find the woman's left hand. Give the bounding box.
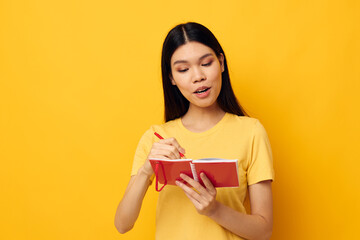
[176,172,219,217]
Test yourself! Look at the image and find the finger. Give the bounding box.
[179,173,211,196]
[153,142,181,159]
[180,173,202,189]
[177,181,213,214]
[147,154,170,160]
[183,190,203,209]
[175,180,203,203]
[200,172,217,195]
[159,138,186,156]
[149,148,175,159]
[181,173,215,200]
[159,138,185,158]
[151,144,180,159]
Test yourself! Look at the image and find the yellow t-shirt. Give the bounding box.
[131,113,274,240]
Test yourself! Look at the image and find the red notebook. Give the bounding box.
[149,158,239,192]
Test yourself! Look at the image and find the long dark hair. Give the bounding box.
[161,22,247,122]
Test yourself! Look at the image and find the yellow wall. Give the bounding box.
[1,1,359,239]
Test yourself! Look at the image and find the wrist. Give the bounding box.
[207,201,222,218]
[138,164,153,179]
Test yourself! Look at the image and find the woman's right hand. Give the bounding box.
[143,137,186,176]
[115,137,185,234]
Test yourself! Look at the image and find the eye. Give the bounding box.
[202,61,213,67]
[178,68,189,73]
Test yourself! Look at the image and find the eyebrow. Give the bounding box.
[173,53,213,66]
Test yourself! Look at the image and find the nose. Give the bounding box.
[192,67,206,83]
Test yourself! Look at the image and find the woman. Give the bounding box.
[115,22,274,240]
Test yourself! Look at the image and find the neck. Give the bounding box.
[181,103,226,133]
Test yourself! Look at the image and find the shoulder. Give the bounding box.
[227,113,258,123]
[226,113,262,129]
[225,113,268,138]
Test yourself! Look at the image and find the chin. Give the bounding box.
[191,100,219,109]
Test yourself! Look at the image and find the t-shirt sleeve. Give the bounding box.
[247,119,275,185]
[131,128,155,176]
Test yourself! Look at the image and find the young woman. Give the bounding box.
[115,22,274,240]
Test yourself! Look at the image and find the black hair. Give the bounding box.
[161,22,247,122]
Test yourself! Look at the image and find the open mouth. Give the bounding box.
[194,87,210,94]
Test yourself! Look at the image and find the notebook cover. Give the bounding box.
[193,160,239,187]
[149,159,193,185]
[149,158,239,188]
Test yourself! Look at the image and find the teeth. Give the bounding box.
[196,88,208,93]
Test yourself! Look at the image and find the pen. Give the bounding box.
[154,132,185,158]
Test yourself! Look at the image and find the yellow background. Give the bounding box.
[1,0,359,239]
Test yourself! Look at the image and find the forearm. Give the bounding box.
[114,166,152,234]
[209,202,272,240]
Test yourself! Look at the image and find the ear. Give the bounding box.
[169,74,176,85]
[219,53,225,72]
